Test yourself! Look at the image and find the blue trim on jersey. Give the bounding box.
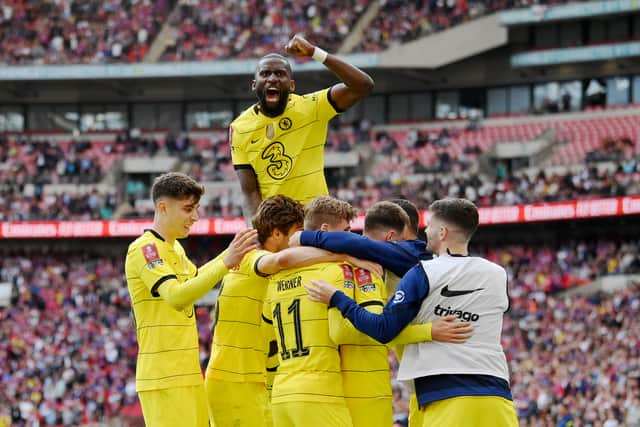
[414,374,513,406]
[330,265,429,343]
[300,231,430,277]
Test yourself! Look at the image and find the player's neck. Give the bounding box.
[151,220,175,244]
[262,238,280,252]
[438,243,468,257]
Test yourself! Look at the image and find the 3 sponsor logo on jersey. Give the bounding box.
[277,275,302,292]
[434,304,480,322]
[261,141,293,180]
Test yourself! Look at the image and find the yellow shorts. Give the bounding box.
[205,378,270,427]
[346,397,392,427]
[408,393,422,427]
[420,396,518,427]
[271,401,352,427]
[138,384,208,427]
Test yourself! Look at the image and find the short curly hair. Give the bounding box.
[252,195,305,244]
[151,172,204,204]
[304,196,358,231]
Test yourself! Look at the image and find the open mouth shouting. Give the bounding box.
[265,87,281,105]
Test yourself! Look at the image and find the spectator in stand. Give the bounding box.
[0,0,169,65]
[0,243,638,425]
[162,0,368,62]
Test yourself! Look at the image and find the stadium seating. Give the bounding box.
[0,0,170,65]
[160,0,368,61]
[1,0,577,65]
[354,0,514,53]
[1,240,637,425]
[1,107,639,221]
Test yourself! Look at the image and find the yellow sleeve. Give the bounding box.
[261,292,278,392]
[136,243,228,311]
[156,260,228,311]
[261,293,276,344]
[389,323,432,346]
[229,124,250,166]
[198,248,228,275]
[309,88,340,122]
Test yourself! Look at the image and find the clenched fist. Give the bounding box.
[284,34,315,57]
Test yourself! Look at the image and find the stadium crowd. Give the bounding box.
[334,157,640,211]
[162,0,368,61]
[355,0,538,53]
[1,127,638,221]
[0,0,585,65]
[0,0,171,65]
[1,238,639,425]
[505,284,640,427]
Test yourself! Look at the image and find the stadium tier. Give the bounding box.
[1,108,639,223]
[1,239,638,425]
[0,0,170,65]
[2,1,640,426]
[0,0,565,65]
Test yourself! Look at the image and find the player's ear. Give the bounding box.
[320,223,329,231]
[439,225,447,241]
[156,199,166,215]
[290,79,295,92]
[272,228,282,239]
[251,80,257,92]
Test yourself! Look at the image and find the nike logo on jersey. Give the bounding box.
[440,285,484,297]
[250,138,260,144]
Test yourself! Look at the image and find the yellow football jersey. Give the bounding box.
[230,88,339,205]
[125,229,202,392]
[262,262,346,405]
[333,264,391,402]
[206,249,271,383]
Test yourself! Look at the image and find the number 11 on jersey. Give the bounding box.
[273,298,310,360]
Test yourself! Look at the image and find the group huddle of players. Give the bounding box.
[209,195,445,427]
[125,35,519,426]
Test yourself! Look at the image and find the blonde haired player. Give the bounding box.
[261,196,369,426]
[125,172,257,427]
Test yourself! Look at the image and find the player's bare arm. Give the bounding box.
[257,247,383,277]
[285,34,374,112]
[236,167,262,220]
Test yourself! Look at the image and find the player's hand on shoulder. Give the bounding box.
[432,315,473,344]
[304,280,338,304]
[344,255,384,278]
[223,228,259,269]
[285,34,315,57]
